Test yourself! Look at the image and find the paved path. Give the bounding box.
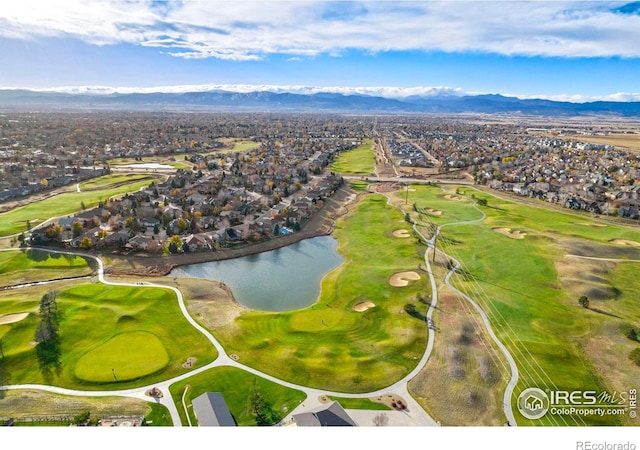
[0,246,437,426]
[1,187,519,427]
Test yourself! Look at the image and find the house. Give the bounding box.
[191,392,236,427]
[292,401,357,427]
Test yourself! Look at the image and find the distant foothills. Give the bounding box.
[2,88,640,117]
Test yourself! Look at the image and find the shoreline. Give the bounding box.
[94,185,353,277]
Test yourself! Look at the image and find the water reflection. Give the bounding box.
[169,236,343,312]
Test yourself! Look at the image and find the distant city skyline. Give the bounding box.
[1,1,639,102]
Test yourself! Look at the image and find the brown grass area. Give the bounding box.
[408,291,507,425]
[156,278,245,330]
[581,321,640,426]
[556,256,619,301]
[566,134,640,154]
[0,390,154,419]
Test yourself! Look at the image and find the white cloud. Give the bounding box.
[0,1,639,59]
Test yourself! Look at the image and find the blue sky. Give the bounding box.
[1,1,639,101]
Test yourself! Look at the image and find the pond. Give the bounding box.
[169,236,343,312]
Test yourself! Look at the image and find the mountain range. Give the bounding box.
[1,89,640,116]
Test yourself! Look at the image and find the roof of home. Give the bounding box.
[292,401,357,427]
[192,392,236,427]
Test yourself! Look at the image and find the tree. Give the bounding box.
[79,237,93,249]
[372,412,389,426]
[578,296,589,308]
[80,201,86,210]
[626,328,638,342]
[72,221,84,238]
[35,291,59,344]
[45,224,63,240]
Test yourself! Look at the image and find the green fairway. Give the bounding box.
[79,174,156,190]
[170,366,306,426]
[0,282,216,389]
[0,249,93,287]
[331,139,376,175]
[397,184,640,425]
[0,178,155,237]
[107,156,191,169]
[211,193,430,393]
[74,331,170,382]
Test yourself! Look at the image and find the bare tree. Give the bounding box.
[372,412,389,427]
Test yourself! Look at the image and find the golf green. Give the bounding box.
[74,331,169,382]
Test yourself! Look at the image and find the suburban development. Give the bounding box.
[1,110,638,428]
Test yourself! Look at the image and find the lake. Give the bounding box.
[169,235,343,312]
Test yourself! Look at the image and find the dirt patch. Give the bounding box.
[444,194,460,201]
[389,271,421,287]
[492,227,527,239]
[353,301,375,312]
[426,209,443,216]
[392,229,410,238]
[153,278,245,329]
[0,312,29,325]
[371,393,408,410]
[181,357,196,368]
[610,239,640,247]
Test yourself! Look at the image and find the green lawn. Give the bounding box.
[0,178,155,237]
[211,193,430,393]
[79,174,155,190]
[397,184,640,425]
[0,282,216,390]
[0,249,93,287]
[331,139,376,175]
[169,366,305,426]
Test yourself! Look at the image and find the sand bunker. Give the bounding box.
[426,208,442,216]
[576,222,607,227]
[353,301,376,312]
[610,239,640,247]
[444,194,460,201]
[389,271,421,287]
[0,312,29,325]
[493,227,527,239]
[393,229,411,238]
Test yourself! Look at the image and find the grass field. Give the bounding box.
[0,282,216,390]
[331,139,376,175]
[0,177,155,237]
[396,184,640,425]
[0,249,93,288]
[209,193,430,393]
[0,389,172,426]
[106,156,191,169]
[169,366,306,426]
[79,174,156,190]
